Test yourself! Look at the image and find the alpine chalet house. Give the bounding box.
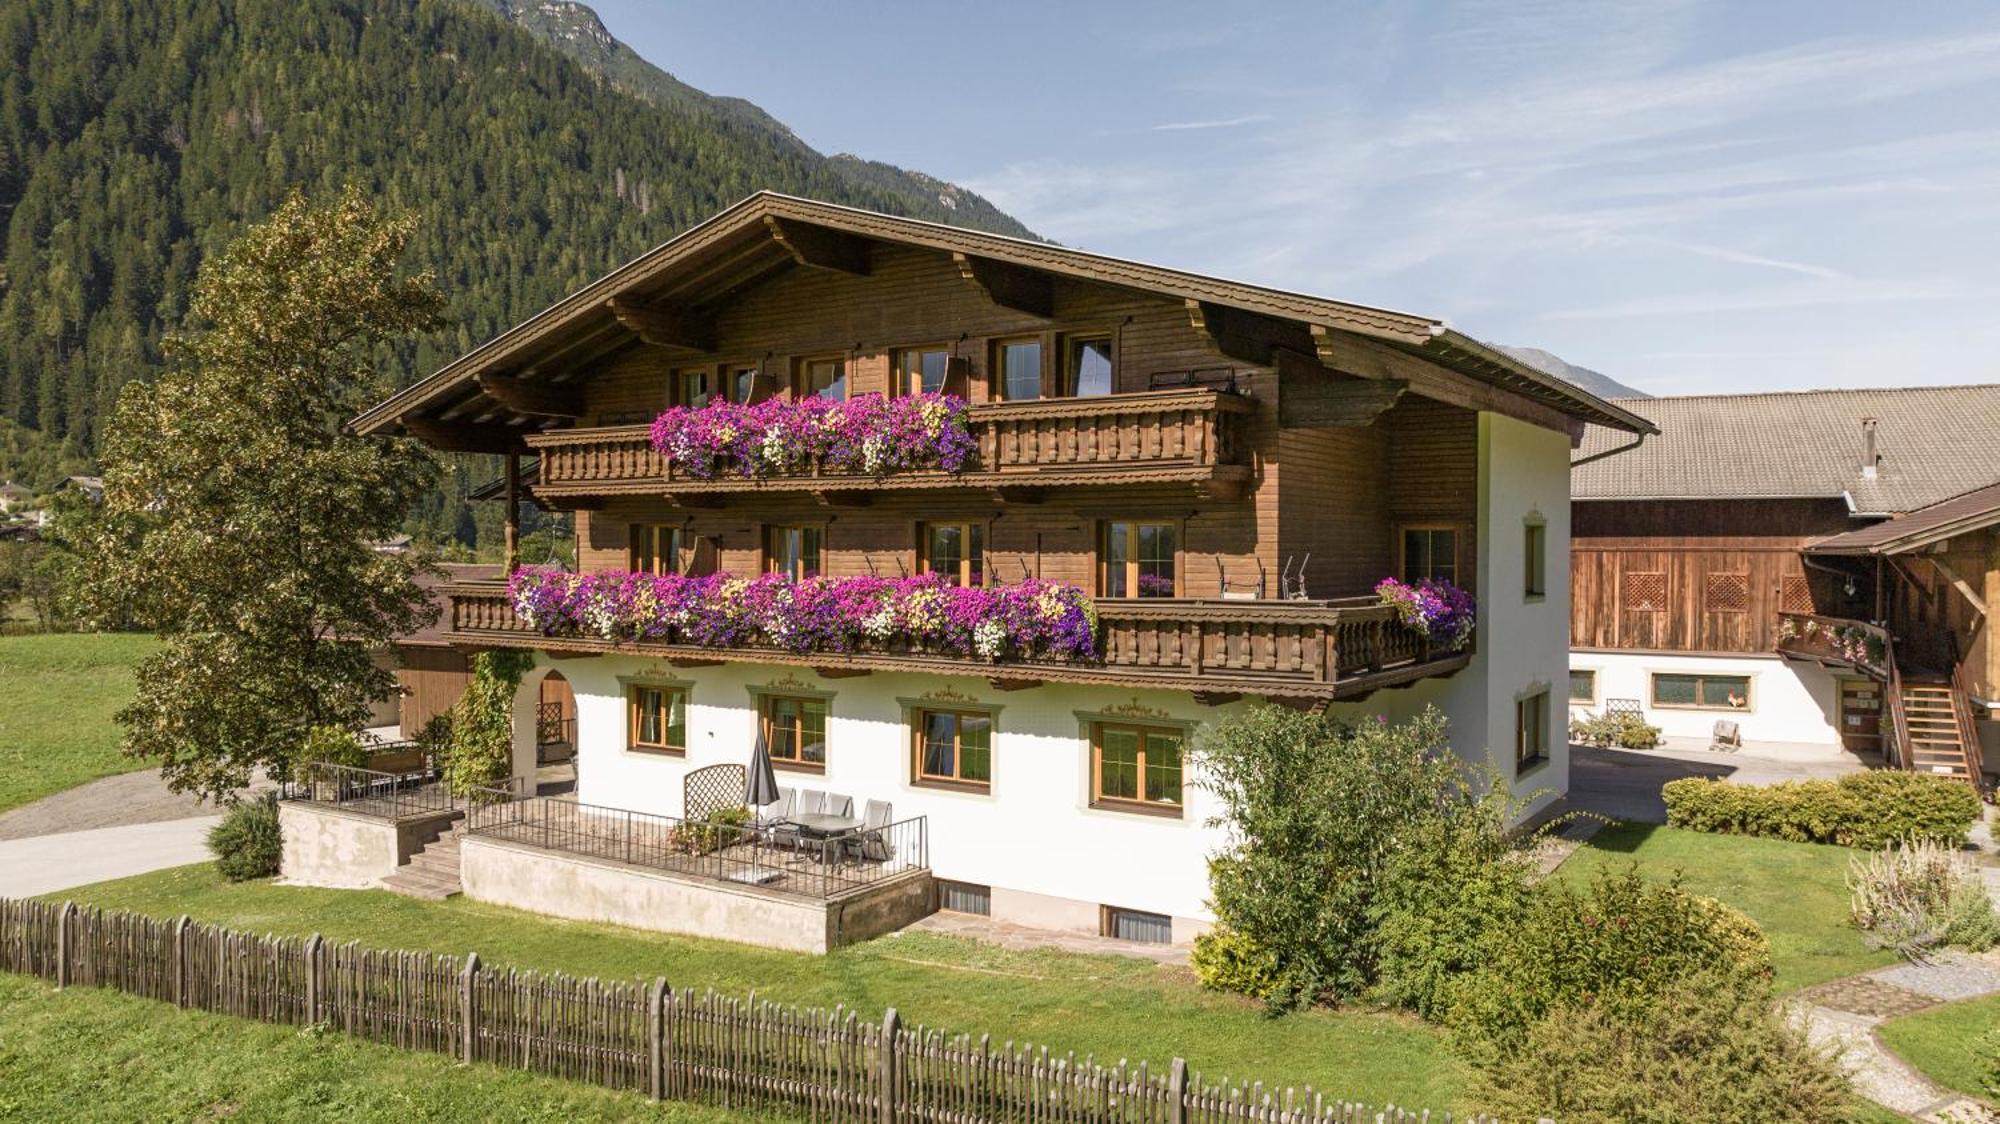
[344,193,1653,949]
[1571,385,2000,790]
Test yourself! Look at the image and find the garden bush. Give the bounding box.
[1472,969,1857,1123]
[206,791,282,881]
[1441,867,1773,1052]
[1662,771,1981,848]
[1366,817,1538,1020]
[1189,927,1282,1002]
[1848,837,2000,959]
[1568,710,1662,749]
[293,724,369,779]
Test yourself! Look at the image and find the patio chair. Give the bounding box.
[797,789,826,816]
[774,790,824,852]
[758,787,796,827]
[848,799,894,864]
[823,793,855,818]
[1709,719,1743,753]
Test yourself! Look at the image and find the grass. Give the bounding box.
[52,864,1471,1112]
[1878,993,2000,1107]
[0,632,155,815]
[1556,822,1898,992]
[0,972,768,1122]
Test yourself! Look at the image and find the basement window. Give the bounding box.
[1102,906,1173,945]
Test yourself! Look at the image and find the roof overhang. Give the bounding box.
[352,192,1657,441]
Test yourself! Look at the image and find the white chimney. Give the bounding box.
[1861,417,1879,480]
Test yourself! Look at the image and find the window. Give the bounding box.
[764,525,824,581]
[1100,520,1177,598]
[912,708,993,789]
[1523,520,1546,598]
[761,695,828,770]
[627,685,687,755]
[1102,905,1172,945]
[630,524,684,576]
[1568,668,1597,704]
[997,338,1043,400]
[937,880,992,915]
[895,346,952,396]
[795,356,847,400]
[1652,672,1751,710]
[1091,722,1184,813]
[728,364,759,404]
[1515,689,1549,772]
[1061,335,1114,397]
[919,521,984,588]
[1401,526,1459,584]
[674,368,715,409]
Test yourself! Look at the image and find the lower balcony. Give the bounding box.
[442,582,1472,703]
[1775,612,1891,679]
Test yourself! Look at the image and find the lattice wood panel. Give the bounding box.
[1621,571,1666,613]
[1704,572,1749,613]
[683,763,747,820]
[1780,575,1813,614]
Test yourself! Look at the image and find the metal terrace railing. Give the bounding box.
[280,760,525,820]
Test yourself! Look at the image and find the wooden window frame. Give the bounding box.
[758,692,830,773]
[792,353,850,401]
[762,523,826,581]
[1523,517,1547,600]
[993,335,1047,401]
[1398,523,1462,585]
[724,360,765,405]
[1058,330,1118,398]
[1515,687,1550,774]
[917,519,988,588]
[1097,518,1183,599]
[1088,720,1186,817]
[893,343,955,397]
[909,707,996,793]
[626,683,688,756]
[629,523,685,576]
[1567,667,1599,707]
[1649,671,1754,712]
[671,366,719,409]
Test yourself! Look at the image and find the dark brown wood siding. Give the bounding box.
[397,646,473,734]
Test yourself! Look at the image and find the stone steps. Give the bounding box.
[381,823,464,900]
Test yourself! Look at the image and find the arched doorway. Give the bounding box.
[535,671,577,767]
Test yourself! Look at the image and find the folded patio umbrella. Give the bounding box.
[745,726,780,808]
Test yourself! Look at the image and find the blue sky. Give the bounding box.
[589,0,2000,396]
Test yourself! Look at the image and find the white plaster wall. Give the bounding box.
[1568,650,1842,747]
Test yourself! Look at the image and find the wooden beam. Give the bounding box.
[399,416,526,455]
[953,252,1054,317]
[476,374,584,419]
[1309,326,1581,436]
[987,485,1047,505]
[1927,556,1987,617]
[502,453,520,572]
[987,676,1042,692]
[811,667,872,679]
[1191,690,1241,707]
[814,491,872,509]
[1186,300,1304,365]
[1278,350,1408,428]
[764,216,871,275]
[666,657,723,668]
[607,296,717,351]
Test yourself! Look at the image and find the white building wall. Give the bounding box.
[1567,650,1842,748]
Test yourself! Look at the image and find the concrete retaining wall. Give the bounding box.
[278,802,456,889]
[460,835,932,954]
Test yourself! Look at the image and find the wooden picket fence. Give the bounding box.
[0,897,1528,1123]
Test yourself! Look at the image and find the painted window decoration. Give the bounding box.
[1652,672,1751,710]
[998,338,1043,400]
[508,567,1099,661]
[1515,689,1549,772]
[896,346,951,396]
[1062,335,1114,398]
[628,684,687,754]
[1401,526,1458,585]
[762,694,828,770]
[1092,722,1184,812]
[920,521,985,588]
[1568,668,1597,703]
[913,708,993,789]
[630,524,685,576]
[765,525,824,582]
[1523,520,1547,598]
[648,392,975,480]
[1101,520,1177,598]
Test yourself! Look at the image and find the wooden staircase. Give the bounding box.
[380,821,464,901]
[1896,679,1980,784]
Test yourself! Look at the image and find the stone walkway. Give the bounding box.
[1794,949,2000,1122]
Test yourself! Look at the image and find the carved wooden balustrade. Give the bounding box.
[522,388,1255,501]
[445,584,1469,703]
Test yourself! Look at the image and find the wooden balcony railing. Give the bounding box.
[523,388,1256,500]
[1774,612,1891,680]
[443,584,1469,703]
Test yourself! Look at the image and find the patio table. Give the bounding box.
[782,813,863,864]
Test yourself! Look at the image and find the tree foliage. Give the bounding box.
[74,188,442,800]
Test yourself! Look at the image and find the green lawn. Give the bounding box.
[1556,822,1898,992]
[0,972,766,1122]
[53,864,1471,1113]
[1878,993,2000,1107]
[0,633,155,814]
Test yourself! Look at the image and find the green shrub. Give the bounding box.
[206,791,282,881]
[1663,771,1981,848]
[1569,710,1662,749]
[1442,867,1773,1052]
[1472,969,1858,1124]
[1984,1025,2000,1104]
[1367,820,1539,1020]
[1190,927,1282,1002]
[667,804,753,856]
[292,724,368,780]
[1849,837,2000,959]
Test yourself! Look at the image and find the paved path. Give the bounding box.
[1567,741,1874,824]
[0,767,264,842]
[1794,949,2000,1122]
[0,815,219,898]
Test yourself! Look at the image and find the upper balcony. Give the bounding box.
[523,388,1255,504]
[442,580,1470,704]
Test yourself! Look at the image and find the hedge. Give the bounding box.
[1661,771,1982,848]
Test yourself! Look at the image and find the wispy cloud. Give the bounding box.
[1149,114,1271,132]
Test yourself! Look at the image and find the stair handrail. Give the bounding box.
[1945,632,1990,795]
[1882,628,1911,772]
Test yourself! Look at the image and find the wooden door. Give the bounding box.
[1837,678,1882,754]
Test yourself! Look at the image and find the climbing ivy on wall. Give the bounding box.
[442,650,537,797]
